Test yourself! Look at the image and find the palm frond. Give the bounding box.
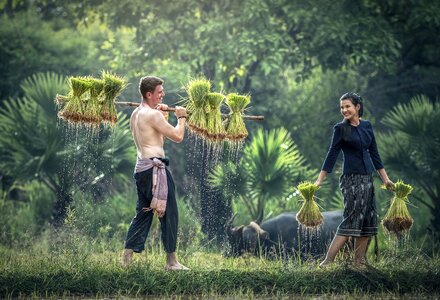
[382,95,436,136]
[20,72,67,117]
[244,127,313,200]
[379,94,440,184]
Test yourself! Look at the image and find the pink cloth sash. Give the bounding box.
[135,157,168,217]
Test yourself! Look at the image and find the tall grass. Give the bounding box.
[1,241,439,298]
[1,187,439,298]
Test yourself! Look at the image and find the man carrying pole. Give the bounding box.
[120,76,189,271]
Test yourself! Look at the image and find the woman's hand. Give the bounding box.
[377,168,394,191]
[315,170,328,187]
[383,179,394,191]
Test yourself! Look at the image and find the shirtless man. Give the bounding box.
[120,76,189,271]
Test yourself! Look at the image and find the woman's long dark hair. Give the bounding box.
[339,92,363,141]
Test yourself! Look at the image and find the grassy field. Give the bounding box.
[1,244,439,299]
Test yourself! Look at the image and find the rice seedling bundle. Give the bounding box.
[296,181,323,228]
[101,71,127,125]
[382,180,414,234]
[83,77,104,126]
[205,92,226,141]
[185,78,211,136]
[58,77,91,123]
[225,93,250,141]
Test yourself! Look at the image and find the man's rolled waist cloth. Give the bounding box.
[134,157,170,217]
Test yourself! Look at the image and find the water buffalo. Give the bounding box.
[226,210,344,259]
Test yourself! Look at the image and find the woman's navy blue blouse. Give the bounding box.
[321,120,384,174]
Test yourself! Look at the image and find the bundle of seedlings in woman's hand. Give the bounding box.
[184,77,211,136]
[296,181,323,228]
[58,76,91,123]
[205,92,226,142]
[82,77,104,126]
[225,93,251,142]
[382,180,414,234]
[100,71,127,126]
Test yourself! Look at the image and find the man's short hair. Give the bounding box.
[139,76,164,98]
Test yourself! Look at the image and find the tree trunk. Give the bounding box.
[40,175,73,228]
[52,188,74,228]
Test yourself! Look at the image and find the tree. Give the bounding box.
[346,0,440,119]
[0,9,113,101]
[6,0,438,120]
[14,0,401,91]
[378,95,440,235]
[0,73,135,226]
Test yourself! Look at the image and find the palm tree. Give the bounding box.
[378,95,440,235]
[209,127,317,222]
[0,73,135,226]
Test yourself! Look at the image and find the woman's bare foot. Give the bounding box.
[353,259,368,268]
[319,259,333,268]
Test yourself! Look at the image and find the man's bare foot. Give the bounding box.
[165,263,190,271]
[120,249,133,267]
[165,252,189,271]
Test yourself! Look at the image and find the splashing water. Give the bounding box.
[57,120,115,203]
[297,224,322,257]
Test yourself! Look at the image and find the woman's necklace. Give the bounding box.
[350,118,360,127]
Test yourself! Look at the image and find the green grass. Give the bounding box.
[1,245,439,298]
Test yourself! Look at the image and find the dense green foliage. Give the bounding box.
[0,10,111,100]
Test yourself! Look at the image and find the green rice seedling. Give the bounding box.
[83,77,104,126]
[184,77,211,136]
[55,94,69,105]
[55,93,70,118]
[225,93,250,141]
[382,180,414,234]
[205,92,226,142]
[100,71,127,126]
[79,76,92,123]
[58,76,91,123]
[296,181,323,228]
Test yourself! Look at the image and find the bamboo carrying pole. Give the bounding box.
[115,101,264,121]
[55,95,264,121]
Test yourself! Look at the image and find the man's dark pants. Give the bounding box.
[124,166,178,253]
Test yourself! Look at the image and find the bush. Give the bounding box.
[0,181,53,247]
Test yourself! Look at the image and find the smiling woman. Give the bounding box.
[314,92,394,267]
